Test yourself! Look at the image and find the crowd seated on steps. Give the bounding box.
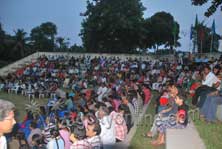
[0,53,221,148]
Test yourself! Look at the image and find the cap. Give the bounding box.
[159,97,168,106]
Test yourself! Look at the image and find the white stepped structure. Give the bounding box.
[0,51,221,77]
[0,52,157,76]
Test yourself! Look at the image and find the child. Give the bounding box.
[151,93,189,146]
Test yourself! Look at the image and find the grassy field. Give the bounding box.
[130,91,164,149]
[0,91,48,122]
[187,97,222,149]
[194,115,222,149]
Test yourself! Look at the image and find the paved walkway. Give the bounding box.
[166,120,205,149]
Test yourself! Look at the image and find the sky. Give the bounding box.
[0,0,221,51]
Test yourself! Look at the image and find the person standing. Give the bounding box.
[0,99,16,149]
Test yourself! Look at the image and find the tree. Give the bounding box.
[56,37,70,51]
[70,44,86,53]
[13,29,29,58]
[80,0,146,53]
[191,0,222,17]
[0,24,5,45]
[0,23,18,62]
[30,26,45,51]
[143,12,180,52]
[40,22,57,47]
[30,22,57,51]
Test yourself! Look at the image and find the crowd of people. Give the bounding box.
[0,53,221,148]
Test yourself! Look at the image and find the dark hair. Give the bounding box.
[204,65,211,71]
[99,105,109,115]
[118,104,130,114]
[70,118,86,140]
[50,128,60,138]
[92,122,101,136]
[86,114,101,135]
[108,106,114,114]
[16,131,29,149]
[50,128,60,149]
[177,91,187,101]
[30,121,38,129]
[166,81,176,87]
[32,134,44,146]
[40,106,46,115]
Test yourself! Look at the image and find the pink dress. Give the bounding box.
[59,129,71,149]
[143,88,151,104]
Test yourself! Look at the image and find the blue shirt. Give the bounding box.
[47,138,64,149]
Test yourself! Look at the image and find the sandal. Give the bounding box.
[142,133,152,138]
[146,131,153,138]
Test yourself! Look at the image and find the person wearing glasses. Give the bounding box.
[0,99,16,149]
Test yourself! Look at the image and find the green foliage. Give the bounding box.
[13,29,29,58]
[70,44,86,53]
[55,37,70,51]
[30,22,57,51]
[191,0,222,17]
[80,0,146,53]
[145,12,180,50]
[81,1,180,53]
[0,25,31,62]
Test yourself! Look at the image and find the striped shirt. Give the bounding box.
[86,135,102,149]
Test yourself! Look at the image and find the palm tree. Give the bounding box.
[56,37,70,51]
[13,29,29,58]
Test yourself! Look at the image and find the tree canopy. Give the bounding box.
[80,0,146,53]
[191,0,222,17]
[80,0,180,53]
[30,22,57,51]
[144,12,180,51]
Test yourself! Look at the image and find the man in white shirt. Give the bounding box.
[196,65,221,108]
[97,83,108,102]
[97,106,116,149]
[202,65,220,90]
[0,99,16,149]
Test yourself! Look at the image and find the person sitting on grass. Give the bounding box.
[146,83,179,138]
[200,80,222,123]
[151,93,189,146]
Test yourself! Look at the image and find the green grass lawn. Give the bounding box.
[193,115,222,149]
[0,91,48,122]
[130,91,164,149]
[187,97,222,149]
